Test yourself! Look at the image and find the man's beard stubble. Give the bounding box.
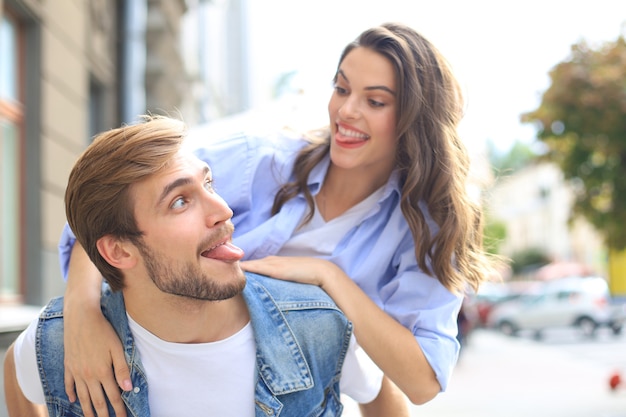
[136,241,245,302]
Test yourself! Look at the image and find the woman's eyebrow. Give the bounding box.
[336,69,396,96]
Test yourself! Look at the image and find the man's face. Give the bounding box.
[130,150,246,301]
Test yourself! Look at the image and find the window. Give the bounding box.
[0,11,23,301]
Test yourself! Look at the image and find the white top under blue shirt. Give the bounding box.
[58,127,463,392]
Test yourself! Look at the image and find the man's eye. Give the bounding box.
[204,179,214,192]
[171,197,186,209]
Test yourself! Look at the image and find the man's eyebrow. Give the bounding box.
[337,69,396,96]
[157,164,210,207]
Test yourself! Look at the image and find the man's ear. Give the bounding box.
[96,235,137,270]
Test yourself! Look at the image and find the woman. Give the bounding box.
[59,22,496,415]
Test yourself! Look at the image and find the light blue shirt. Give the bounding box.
[59,129,462,391]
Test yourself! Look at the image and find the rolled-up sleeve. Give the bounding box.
[58,223,77,281]
[380,245,463,392]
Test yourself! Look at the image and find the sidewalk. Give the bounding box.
[413,330,626,417]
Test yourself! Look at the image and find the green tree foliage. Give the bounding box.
[509,247,551,276]
[483,216,507,255]
[487,139,538,178]
[522,35,626,250]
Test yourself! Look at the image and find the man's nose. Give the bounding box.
[203,192,233,226]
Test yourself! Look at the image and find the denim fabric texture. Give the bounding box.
[35,272,350,416]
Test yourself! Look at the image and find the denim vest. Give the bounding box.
[35,272,351,416]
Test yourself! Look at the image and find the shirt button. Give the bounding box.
[133,386,140,394]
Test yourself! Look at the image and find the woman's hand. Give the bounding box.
[241,256,342,288]
[63,243,131,417]
[63,306,131,417]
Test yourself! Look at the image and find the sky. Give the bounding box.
[245,0,626,154]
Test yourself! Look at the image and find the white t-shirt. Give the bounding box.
[14,314,382,416]
[278,185,386,257]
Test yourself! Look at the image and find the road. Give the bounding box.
[2,328,626,416]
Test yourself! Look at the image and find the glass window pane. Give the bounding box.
[0,120,19,296]
[0,14,17,100]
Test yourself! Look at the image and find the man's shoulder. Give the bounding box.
[37,288,124,321]
[244,272,339,310]
[39,296,65,318]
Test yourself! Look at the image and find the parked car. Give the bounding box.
[473,281,540,327]
[487,276,623,339]
[610,301,626,335]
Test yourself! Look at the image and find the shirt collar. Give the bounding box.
[307,153,403,203]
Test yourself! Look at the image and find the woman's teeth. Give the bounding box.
[338,125,369,139]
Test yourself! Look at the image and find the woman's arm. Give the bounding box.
[326,269,441,404]
[359,376,410,417]
[4,343,48,417]
[63,243,131,417]
[242,257,442,404]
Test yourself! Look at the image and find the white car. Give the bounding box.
[488,277,623,338]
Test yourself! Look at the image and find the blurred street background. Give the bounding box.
[3,0,626,414]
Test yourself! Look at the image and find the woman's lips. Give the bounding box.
[335,124,370,148]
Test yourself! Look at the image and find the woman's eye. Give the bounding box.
[334,85,348,95]
[369,99,385,108]
[204,179,214,192]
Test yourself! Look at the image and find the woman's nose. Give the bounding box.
[338,96,360,120]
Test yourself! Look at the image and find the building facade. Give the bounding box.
[487,161,607,277]
[0,0,190,308]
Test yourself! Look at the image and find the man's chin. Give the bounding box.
[206,271,247,301]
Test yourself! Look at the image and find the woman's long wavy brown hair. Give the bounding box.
[272,23,497,294]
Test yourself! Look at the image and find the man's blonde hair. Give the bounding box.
[65,115,186,291]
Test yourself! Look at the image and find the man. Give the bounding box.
[4,115,406,417]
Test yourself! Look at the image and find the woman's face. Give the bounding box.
[327,46,398,178]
